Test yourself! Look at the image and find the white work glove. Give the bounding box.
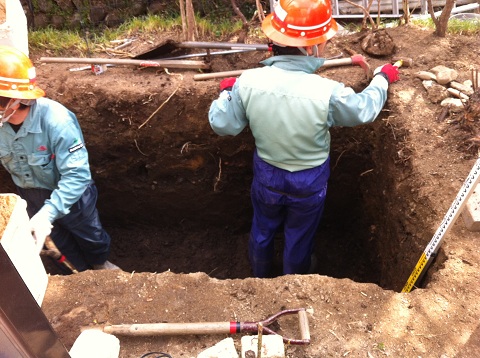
[30,211,53,254]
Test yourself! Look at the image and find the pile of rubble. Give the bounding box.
[416,65,478,111]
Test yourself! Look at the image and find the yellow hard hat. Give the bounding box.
[0,45,45,100]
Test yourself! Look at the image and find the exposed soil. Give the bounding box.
[1,24,480,357]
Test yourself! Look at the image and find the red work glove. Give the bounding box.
[350,54,370,75]
[374,64,400,84]
[351,54,366,66]
[219,77,237,92]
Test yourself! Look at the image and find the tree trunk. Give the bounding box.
[230,0,249,43]
[402,0,410,24]
[255,0,265,22]
[428,0,455,37]
[230,0,248,25]
[186,0,196,41]
[179,0,187,41]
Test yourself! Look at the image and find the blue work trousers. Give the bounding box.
[249,151,330,277]
[17,181,111,272]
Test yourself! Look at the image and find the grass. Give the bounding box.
[28,12,480,55]
[29,27,87,53]
[411,16,480,35]
[29,14,246,55]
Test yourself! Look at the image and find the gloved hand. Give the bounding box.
[351,54,367,66]
[30,211,53,253]
[219,77,237,92]
[374,63,400,84]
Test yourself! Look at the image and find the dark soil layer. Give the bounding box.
[1,24,479,357]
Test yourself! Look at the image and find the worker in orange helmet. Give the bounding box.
[209,0,400,277]
[0,45,120,272]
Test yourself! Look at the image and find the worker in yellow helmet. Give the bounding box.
[0,45,120,272]
[209,0,400,277]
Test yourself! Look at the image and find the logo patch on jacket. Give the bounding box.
[69,139,84,153]
[37,145,48,152]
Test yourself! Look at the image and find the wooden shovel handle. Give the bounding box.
[298,309,311,342]
[194,69,245,81]
[193,57,358,81]
[103,322,231,336]
[103,308,311,345]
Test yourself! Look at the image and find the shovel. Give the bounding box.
[41,236,78,274]
[102,308,311,345]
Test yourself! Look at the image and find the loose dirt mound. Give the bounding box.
[2,24,480,357]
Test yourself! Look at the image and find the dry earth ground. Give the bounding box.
[1,24,480,357]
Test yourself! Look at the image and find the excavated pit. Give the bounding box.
[96,116,421,292]
[1,57,435,292]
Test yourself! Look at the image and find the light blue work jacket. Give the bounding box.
[0,97,91,222]
[209,55,389,172]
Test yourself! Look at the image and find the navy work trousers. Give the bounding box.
[17,181,111,272]
[249,151,330,277]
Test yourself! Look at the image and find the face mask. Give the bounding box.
[299,45,320,57]
[20,99,35,106]
[0,99,21,127]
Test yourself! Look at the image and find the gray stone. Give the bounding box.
[429,65,458,85]
[422,80,449,103]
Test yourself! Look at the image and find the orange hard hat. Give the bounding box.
[0,45,45,100]
[262,0,338,47]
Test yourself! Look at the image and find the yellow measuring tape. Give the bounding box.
[402,253,427,293]
[402,156,480,293]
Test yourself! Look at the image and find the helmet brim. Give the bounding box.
[262,13,338,47]
[0,87,45,100]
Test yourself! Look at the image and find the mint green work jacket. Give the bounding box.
[0,97,91,222]
[209,55,389,172]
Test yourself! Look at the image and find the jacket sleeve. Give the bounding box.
[208,82,248,136]
[38,110,92,222]
[328,75,389,127]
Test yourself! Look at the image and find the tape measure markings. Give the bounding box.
[402,157,480,292]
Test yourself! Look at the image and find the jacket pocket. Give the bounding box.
[28,153,55,182]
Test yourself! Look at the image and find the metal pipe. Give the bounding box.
[175,41,270,51]
[39,57,210,69]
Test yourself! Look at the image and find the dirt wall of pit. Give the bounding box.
[0,52,435,291]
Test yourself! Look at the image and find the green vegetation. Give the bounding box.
[114,14,183,35]
[29,27,86,53]
[411,16,480,35]
[28,12,480,55]
[446,17,480,35]
[28,14,246,55]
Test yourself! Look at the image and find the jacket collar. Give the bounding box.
[260,55,326,73]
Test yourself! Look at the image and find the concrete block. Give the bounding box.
[462,184,480,231]
[0,194,48,306]
[69,330,120,358]
[241,335,285,358]
[197,337,239,358]
[0,0,29,56]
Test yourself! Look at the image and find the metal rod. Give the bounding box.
[175,41,270,51]
[39,57,210,70]
[160,49,257,60]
